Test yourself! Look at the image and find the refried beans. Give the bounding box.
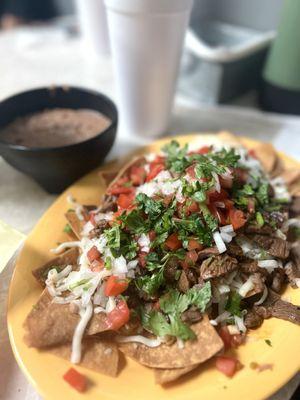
[0,108,111,148]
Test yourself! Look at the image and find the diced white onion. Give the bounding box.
[218,284,230,294]
[254,285,268,305]
[50,241,81,254]
[220,224,234,233]
[234,315,246,333]
[138,234,150,253]
[227,325,240,335]
[258,259,278,272]
[275,229,286,240]
[115,335,162,348]
[71,301,93,363]
[213,231,227,253]
[94,306,106,314]
[81,221,95,237]
[212,172,221,193]
[106,296,116,313]
[177,338,185,349]
[238,276,255,297]
[282,218,300,231]
[220,231,234,244]
[215,201,225,208]
[112,255,128,275]
[209,311,231,326]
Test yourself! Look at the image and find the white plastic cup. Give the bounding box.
[104,0,193,137]
[76,0,110,56]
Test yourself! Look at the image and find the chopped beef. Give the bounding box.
[178,271,190,293]
[99,195,117,213]
[270,269,286,293]
[227,241,244,258]
[245,224,274,236]
[88,220,110,238]
[245,272,265,297]
[240,261,259,274]
[291,246,300,267]
[244,310,264,329]
[164,257,178,282]
[290,197,300,217]
[251,234,290,259]
[197,246,219,260]
[268,211,287,228]
[199,255,238,280]
[284,261,300,288]
[254,290,300,325]
[181,306,203,324]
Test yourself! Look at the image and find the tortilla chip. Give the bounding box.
[65,210,86,239]
[48,338,119,377]
[154,365,198,384]
[118,315,223,369]
[280,169,300,186]
[32,247,79,287]
[217,131,244,147]
[99,170,119,187]
[270,156,284,178]
[24,289,108,348]
[252,143,277,174]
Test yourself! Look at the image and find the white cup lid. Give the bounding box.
[104,0,193,14]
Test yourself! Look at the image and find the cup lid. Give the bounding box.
[104,0,193,14]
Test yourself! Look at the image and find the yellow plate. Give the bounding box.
[7,134,300,400]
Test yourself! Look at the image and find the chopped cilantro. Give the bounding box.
[69,278,91,290]
[105,225,121,249]
[256,182,269,206]
[255,212,264,227]
[136,193,164,219]
[63,223,72,234]
[119,210,149,234]
[136,267,165,296]
[225,292,242,317]
[105,256,112,270]
[162,140,189,173]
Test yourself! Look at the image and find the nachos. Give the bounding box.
[24,134,300,386]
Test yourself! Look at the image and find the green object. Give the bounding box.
[263,0,300,91]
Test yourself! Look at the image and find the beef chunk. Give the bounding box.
[251,234,290,259]
[181,306,203,323]
[197,246,219,260]
[285,261,300,288]
[244,310,264,329]
[270,269,286,293]
[227,241,244,258]
[245,272,265,297]
[240,261,259,274]
[99,195,117,213]
[199,255,238,280]
[164,257,178,282]
[254,290,300,325]
[291,246,300,267]
[245,224,274,236]
[290,197,300,217]
[89,219,110,238]
[178,271,190,293]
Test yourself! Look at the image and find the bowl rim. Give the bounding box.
[0,86,118,152]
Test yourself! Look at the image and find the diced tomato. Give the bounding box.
[218,326,232,350]
[117,192,135,209]
[87,246,101,262]
[188,239,203,251]
[146,163,165,182]
[231,333,245,348]
[130,166,146,186]
[90,259,104,272]
[105,300,130,330]
[208,203,227,225]
[63,368,87,392]
[216,356,241,378]
[105,275,128,296]
[247,198,255,213]
[149,230,156,241]
[181,250,198,269]
[229,208,247,230]
[138,252,147,268]
[165,233,182,251]
[108,185,135,195]
[248,149,257,159]
[188,146,211,155]
[186,165,196,178]
[186,201,199,214]
[208,189,229,203]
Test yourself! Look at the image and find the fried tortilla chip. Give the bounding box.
[118,316,223,369]
[154,365,198,384]
[99,170,119,187]
[48,338,119,377]
[24,289,108,348]
[32,247,79,287]
[252,143,278,174]
[280,169,300,186]
[65,210,86,239]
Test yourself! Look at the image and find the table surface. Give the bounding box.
[0,24,300,400]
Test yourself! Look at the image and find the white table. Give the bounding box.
[0,25,300,400]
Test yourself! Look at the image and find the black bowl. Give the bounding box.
[0,86,118,193]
